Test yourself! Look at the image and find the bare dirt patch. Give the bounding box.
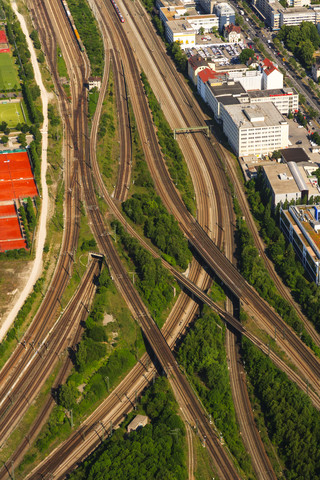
[0,260,33,327]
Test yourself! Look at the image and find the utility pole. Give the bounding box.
[110,420,113,437]
[11,460,14,480]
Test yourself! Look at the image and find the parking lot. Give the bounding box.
[187,36,247,66]
[287,118,320,163]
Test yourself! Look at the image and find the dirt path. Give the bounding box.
[0,3,50,342]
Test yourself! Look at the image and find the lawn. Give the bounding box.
[0,53,20,91]
[0,101,26,127]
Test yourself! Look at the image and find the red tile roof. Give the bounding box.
[198,68,216,83]
[265,66,277,76]
[262,58,275,69]
[224,23,241,34]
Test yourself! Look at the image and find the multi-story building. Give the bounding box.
[221,103,289,157]
[188,55,213,85]
[280,6,320,26]
[263,160,319,205]
[280,205,320,284]
[253,0,319,29]
[248,87,298,114]
[260,58,283,89]
[203,80,250,119]
[164,19,196,48]
[214,3,235,32]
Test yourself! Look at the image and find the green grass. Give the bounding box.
[0,53,20,91]
[0,101,26,127]
[57,46,69,79]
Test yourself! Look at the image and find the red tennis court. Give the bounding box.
[0,216,22,239]
[0,203,16,217]
[0,151,38,202]
[0,239,26,251]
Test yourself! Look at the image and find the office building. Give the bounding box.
[280,205,320,284]
[222,103,289,157]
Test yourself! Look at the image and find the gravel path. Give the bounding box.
[0,3,50,342]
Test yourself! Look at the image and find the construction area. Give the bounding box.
[0,150,38,252]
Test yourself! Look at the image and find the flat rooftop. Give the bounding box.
[167,19,196,33]
[281,147,310,164]
[210,81,247,97]
[224,102,286,129]
[263,164,300,195]
[248,87,297,99]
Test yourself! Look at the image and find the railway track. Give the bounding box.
[0,255,101,479]
[0,5,82,399]
[100,0,320,403]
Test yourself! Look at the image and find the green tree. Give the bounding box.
[297,39,315,67]
[239,48,255,64]
[17,133,27,147]
[57,383,78,410]
[1,135,8,145]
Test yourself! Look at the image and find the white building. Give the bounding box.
[229,70,263,91]
[222,103,289,157]
[280,6,320,26]
[248,87,298,114]
[263,163,303,205]
[260,58,283,90]
[312,58,320,82]
[224,23,241,43]
[280,205,320,285]
[164,19,196,48]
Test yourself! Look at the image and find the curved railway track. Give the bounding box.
[0,0,91,458]
[0,256,101,479]
[101,0,320,402]
[122,0,320,351]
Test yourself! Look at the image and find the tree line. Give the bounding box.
[140,72,195,214]
[277,22,320,68]
[66,0,104,76]
[246,172,320,337]
[122,193,192,269]
[242,337,320,479]
[66,378,187,480]
[177,306,254,478]
[111,220,177,327]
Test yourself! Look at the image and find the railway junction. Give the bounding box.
[1,0,320,479]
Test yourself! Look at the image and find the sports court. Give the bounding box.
[0,151,38,202]
[0,53,19,91]
[0,202,26,251]
[0,101,26,127]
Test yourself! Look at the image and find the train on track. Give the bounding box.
[61,0,85,51]
[110,0,125,22]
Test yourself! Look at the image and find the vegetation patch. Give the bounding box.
[111,220,178,328]
[30,265,144,459]
[178,306,254,478]
[245,173,320,347]
[122,192,192,269]
[242,337,320,479]
[66,377,187,480]
[65,0,104,76]
[57,45,69,80]
[96,67,119,191]
[140,71,195,214]
[277,22,320,68]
